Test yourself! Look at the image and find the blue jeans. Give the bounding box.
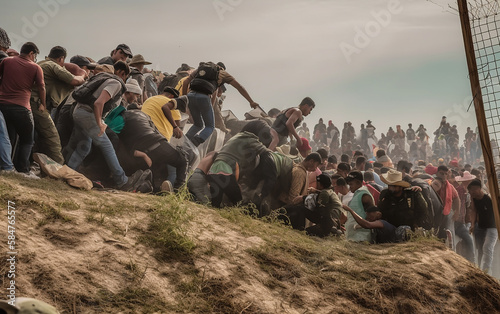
[474,226,498,274]
[454,221,475,263]
[186,91,214,145]
[0,104,34,173]
[67,106,127,186]
[0,110,14,170]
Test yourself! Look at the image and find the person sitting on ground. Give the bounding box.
[280,173,344,237]
[269,97,315,151]
[278,153,322,206]
[344,171,374,242]
[97,43,133,65]
[378,169,431,230]
[343,205,409,243]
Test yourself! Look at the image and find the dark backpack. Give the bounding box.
[189,62,220,95]
[72,72,126,114]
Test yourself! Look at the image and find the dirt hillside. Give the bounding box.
[1,174,500,313]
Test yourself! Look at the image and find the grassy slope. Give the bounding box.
[1,174,500,314]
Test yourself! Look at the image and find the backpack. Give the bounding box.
[409,178,442,230]
[72,72,126,114]
[189,62,220,95]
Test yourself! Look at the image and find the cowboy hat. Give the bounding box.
[381,169,411,188]
[455,171,476,182]
[129,54,151,66]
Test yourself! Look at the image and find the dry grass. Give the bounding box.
[1,175,499,313]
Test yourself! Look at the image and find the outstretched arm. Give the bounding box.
[343,205,383,229]
[228,79,258,108]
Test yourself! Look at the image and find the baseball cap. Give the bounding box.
[69,55,96,69]
[345,171,363,183]
[116,44,132,58]
[163,87,180,98]
[296,137,312,152]
[316,173,332,189]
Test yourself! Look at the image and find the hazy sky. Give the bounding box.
[1,0,478,141]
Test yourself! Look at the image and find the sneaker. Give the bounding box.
[160,180,173,193]
[132,169,153,192]
[20,171,40,180]
[136,181,153,193]
[0,168,17,175]
[119,170,144,191]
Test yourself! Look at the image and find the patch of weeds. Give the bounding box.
[96,287,171,313]
[139,195,195,261]
[37,203,72,226]
[55,200,80,210]
[85,213,106,225]
[176,274,259,313]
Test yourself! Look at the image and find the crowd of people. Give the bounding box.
[0,28,497,275]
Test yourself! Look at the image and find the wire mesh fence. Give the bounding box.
[468,1,500,172]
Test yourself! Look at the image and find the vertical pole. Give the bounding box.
[457,0,500,236]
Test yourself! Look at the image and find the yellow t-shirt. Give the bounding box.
[175,76,188,96]
[141,95,181,140]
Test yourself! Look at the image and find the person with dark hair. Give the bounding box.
[182,61,259,146]
[30,45,87,164]
[97,43,133,65]
[0,42,44,178]
[116,109,188,192]
[468,179,498,274]
[340,153,350,164]
[343,205,407,243]
[280,173,343,237]
[141,86,183,141]
[308,148,329,188]
[432,165,460,240]
[0,27,11,62]
[336,162,351,178]
[66,60,145,191]
[345,170,374,242]
[326,155,337,170]
[376,148,393,168]
[207,131,268,207]
[269,97,315,151]
[279,152,322,206]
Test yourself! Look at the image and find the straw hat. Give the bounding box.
[129,54,151,66]
[455,171,476,182]
[381,169,411,188]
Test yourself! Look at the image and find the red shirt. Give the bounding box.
[0,56,44,110]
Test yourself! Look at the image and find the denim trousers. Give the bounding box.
[67,106,127,186]
[454,221,475,263]
[474,226,498,274]
[0,110,14,170]
[186,91,215,144]
[0,104,34,173]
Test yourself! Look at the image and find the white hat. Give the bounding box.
[125,78,142,95]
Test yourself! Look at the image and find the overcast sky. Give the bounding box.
[1,0,477,141]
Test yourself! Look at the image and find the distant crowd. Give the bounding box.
[0,28,496,276]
